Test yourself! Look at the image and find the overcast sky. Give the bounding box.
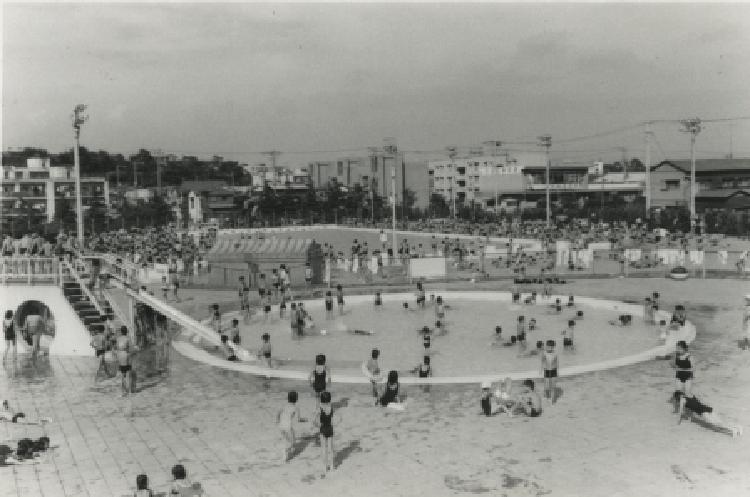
[3,2,750,166]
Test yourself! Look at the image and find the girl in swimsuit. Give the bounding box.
[316,391,339,475]
[258,333,272,368]
[673,340,694,397]
[309,354,331,409]
[3,310,16,363]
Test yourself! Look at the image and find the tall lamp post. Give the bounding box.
[538,135,552,227]
[72,105,88,246]
[680,118,702,234]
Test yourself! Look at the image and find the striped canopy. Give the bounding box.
[206,237,317,262]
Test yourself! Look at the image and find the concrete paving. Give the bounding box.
[1,278,749,497]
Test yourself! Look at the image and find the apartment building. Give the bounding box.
[0,157,109,232]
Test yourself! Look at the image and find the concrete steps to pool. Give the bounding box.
[62,280,115,337]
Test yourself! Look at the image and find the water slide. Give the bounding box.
[0,285,92,356]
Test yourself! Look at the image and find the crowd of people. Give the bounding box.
[2,220,747,491]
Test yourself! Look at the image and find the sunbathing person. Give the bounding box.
[673,391,742,438]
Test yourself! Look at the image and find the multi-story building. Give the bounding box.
[428,152,646,212]
[649,159,750,211]
[0,157,109,232]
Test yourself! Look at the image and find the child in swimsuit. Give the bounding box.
[316,391,336,475]
[230,319,241,345]
[528,318,537,331]
[562,320,575,350]
[417,355,432,378]
[516,316,527,352]
[434,320,446,336]
[435,296,445,320]
[673,340,694,397]
[258,333,272,368]
[221,335,238,362]
[374,291,383,309]
[379,370,401,407]
[336,285,345,315]
[673,391,742,437]
[278,391,304,463]
[366,349,381,399]
[415,283,426,308]
[161,276,169,301]
[210,304,221,334]
[567,295,575,307]
[262,293,272,322]
[541,340,559,403]
[325,291,334,320]
[279,294,287,319]
[309,354,331,409]
[491,326,503,346]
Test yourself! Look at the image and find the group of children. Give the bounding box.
[480,378,543,417]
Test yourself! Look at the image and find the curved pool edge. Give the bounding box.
[171,290,697,384]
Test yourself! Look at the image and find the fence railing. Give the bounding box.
[0,257,60,285]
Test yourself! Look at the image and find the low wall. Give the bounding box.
[171,290,695,384]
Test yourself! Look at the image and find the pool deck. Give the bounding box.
[1,278,749,497]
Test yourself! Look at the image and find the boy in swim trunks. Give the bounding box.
[258,333,272,368]
[230,319,241,345]
[541,340,559,403]
[221,335,238,362]
[562,321,575,350]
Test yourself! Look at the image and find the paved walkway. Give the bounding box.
[1,279,749,497]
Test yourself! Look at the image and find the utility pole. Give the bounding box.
[538,135,552,227]
[680,118,702,233]
[644,122,652,213]
[72,104,87,245]
[383,140,398,252]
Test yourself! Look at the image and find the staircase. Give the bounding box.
[61,267,116,338]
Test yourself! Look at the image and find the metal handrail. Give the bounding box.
[0,257,59,285]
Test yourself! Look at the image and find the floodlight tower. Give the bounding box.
[538,135,552,227]
[72,105,88,245]
[680,118,702,233]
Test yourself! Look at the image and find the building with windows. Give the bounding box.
[649,159,750,211]
[0,157,109,232]
[428,152,647,213]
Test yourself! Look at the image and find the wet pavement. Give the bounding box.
[1,278,749,497]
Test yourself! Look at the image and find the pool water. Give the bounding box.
[234,293,659,378]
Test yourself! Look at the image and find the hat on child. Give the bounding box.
[480,381,492,389]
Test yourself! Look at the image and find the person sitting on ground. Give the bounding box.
[511,379,543,417]
[220,335,238,362]
[379,370,401,407]
[170,464,203,496]
[672,391,742,438]
[0,400,26,423]
[134,473,154,497]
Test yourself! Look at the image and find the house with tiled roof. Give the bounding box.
[649,159,750,211]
